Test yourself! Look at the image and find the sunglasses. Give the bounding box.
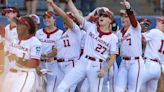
[99,14,109,18]
[141,23,149,28]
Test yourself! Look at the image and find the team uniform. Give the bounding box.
[35,28,63,92]
[57,20,118,92]
[140,29,164,92]
[1,36,42,92]
[55,23,85,92]
[102,29,119,92]
[102,59,118,92]
[3,24,18,75]
[115,22,145,92]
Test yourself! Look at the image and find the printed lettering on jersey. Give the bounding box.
[89,32,110,47]
[60,34,69,39]
[38,38,56,43]
[120,33,131,42]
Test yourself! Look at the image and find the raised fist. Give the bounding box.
[120,0,131,9]
[46,0,54,4]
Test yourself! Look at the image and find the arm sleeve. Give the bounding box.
[131,22,141,32]
[82,19,95,32]
[142,30,154,42]
[72,22,81,33]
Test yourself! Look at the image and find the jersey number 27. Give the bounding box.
[95,44,107,54]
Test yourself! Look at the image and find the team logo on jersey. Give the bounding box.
[89,32,110,46]
[36,46,41,55]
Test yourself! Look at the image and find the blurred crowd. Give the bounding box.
[0,0,97,16]
[0,0,164,16]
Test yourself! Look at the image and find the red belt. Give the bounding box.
[144,57,158,62]
[85,55,103,62]
[123,56,140,60]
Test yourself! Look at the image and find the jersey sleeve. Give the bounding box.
[82,19,95,32]
[72,22,81,33]
[30,42,42,60]
[110,35,119,54]
[142,29,154,42]
[131,22,141,32]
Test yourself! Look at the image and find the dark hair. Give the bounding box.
[22,16,36,35]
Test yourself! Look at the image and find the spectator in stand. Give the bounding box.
[47,0,76,12]
[25,0,38,15]
[153,0,161,14]
[81,0,96,16]
[0,0,5,4]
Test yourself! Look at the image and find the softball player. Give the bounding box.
[1,7,19,76]
[46,1,86,91]
[1,16,42,92]
[35,11,64,92]
[84,7,119,92]
[52,0,118,92]
[114,1,145,92]
[141,17,164,92]
[0,24,5,89]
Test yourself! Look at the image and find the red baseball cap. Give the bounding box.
[157,17,164,22]
[98,8,113,20]
[43,11,55,18]
[2,7,20,17]
[13,17,31,29]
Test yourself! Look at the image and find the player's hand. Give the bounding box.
[47,48,57,58]
[120,0,131,9]
[36,67,43,76]
[98,69,105,78]
[46,0,54,4]
[41,54,47,60]
[8,53,18,62]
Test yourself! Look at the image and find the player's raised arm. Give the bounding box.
[67,0,85,25]
[120,0,137,28]
[46,0,74,29]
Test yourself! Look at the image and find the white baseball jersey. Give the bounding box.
[55,23,85,59]
[10,36,42,60]
[81,20,118,61]
[1,36,42,92]
[4,24,18,52]
[35,28,63,54]
[142,29,164,62]
[116,22,142,57]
